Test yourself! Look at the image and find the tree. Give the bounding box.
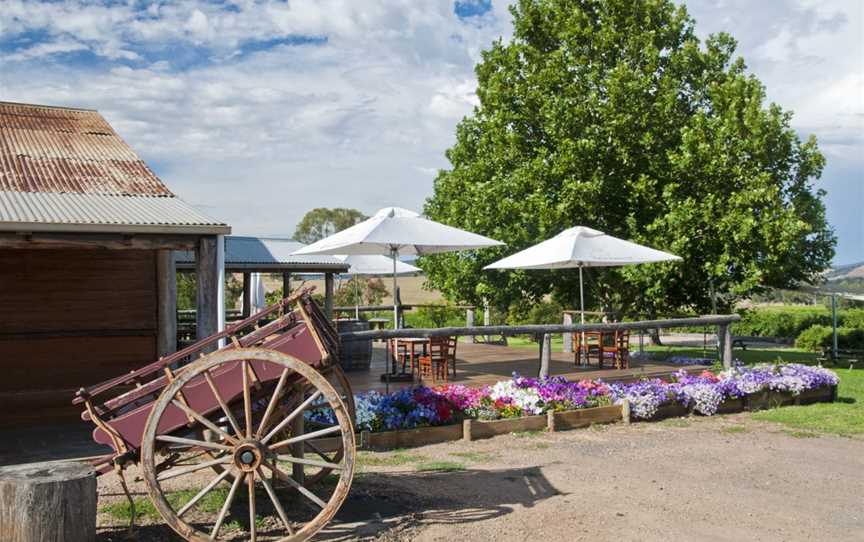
[293,208,367,244]
[422,0,835,317]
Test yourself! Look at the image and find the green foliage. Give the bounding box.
[733,306,831,338]
[334,277,389,308]
[293,208,367,244]
[405,303,465,328]
[794,325,864,352]
[422,0,835,317]
[506,299,564,342]
[176,272,195,310]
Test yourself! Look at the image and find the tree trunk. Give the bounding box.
[0,461,96,542]
[646,307,663,346]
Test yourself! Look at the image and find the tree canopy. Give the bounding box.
[293,208,367,244]
[422,0,835,316]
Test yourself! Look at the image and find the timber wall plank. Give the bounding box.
[0,249,158,425]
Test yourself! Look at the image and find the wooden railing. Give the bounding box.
[339,314,742,375]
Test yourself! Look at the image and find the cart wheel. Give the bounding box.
[142,348,355,542]
[204,363,355,489]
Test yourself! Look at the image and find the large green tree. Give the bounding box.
[293,208,367,244]
[422,0,835,316]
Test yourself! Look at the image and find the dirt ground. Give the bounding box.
[96,412,863,542]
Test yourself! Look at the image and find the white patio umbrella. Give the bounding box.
[335,254,421,319]
[293,207,504,328]
[250,272,267,313]
[484,226,681,325]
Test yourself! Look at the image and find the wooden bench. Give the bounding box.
[818,348,862,368]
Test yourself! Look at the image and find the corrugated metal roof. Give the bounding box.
[0,101,228,234]
[0,191,229,234]
[0,101,172,195]
[175,236,349,271]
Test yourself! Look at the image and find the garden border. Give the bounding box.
[304,384,837,452]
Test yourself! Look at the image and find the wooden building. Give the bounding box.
[0,101,229,426]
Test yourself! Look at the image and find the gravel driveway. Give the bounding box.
[97,414,864,541]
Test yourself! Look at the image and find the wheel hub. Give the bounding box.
[233,441,264,472]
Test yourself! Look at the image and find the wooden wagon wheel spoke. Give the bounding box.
[304,439,341,464]
[155,434,232,452]
[242,360,253,438]
[157,454,232,483]
[261,390,322,445]
[170,398,239,445]
[203,369,244,439]
[275,455,343,471]
[176,467,234,517]
[256,368,291,440]
[270,424,342,451]
[211,471,245,539]
[262,459,327,510]
[248,474,257,542]
[256,466,295,535]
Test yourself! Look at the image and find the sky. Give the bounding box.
[1,0,861,264]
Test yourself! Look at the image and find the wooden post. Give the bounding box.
[324,272,335,321]
[282,271,291,298]
[539,333,551,379]
[196,236,219,346]
[466,308,476,343]
[0,461,96,542]
[546,410,557,432]
[483,300,491,343]
[621,399,631,424]
[562,312,573,353]
[720,323,733,369]
[156,249,177,358]
[462,419,473,441]
[241,272,251,318]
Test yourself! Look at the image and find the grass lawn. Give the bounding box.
[752,367,863,438]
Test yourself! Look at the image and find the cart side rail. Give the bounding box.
[73,287,315,406]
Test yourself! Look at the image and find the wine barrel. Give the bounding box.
[337,320,373,370]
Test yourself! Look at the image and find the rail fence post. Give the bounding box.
[466,308,476,343]
[719,323,733,368]
[562,312,573,353]
[483,300,491,343]
[539,333,551,379]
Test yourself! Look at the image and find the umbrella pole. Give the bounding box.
[391,247,399,379]
[354,275,360,319]
[579,265,586,366]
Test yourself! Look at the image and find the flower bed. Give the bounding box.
[304,363,838,450]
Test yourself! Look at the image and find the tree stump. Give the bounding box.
[0,461,96,542]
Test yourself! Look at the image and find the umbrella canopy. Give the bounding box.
[292,207,503,256]
[484,226,680,337]
[484,226,680,270]
[293,206,503,330]
[335,255,421,319]
[336,254,421,276]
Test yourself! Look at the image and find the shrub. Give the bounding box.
[506,299,564,342]
[404,303,465,329]
[732,307,830,338]
[795,325,864,351]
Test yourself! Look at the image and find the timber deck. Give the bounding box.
[345,341,706,393]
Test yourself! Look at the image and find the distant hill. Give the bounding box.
[826,261,864,281]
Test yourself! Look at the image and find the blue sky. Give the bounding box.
[1,0,861,264]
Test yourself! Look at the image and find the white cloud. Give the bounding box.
[0,0,860,261]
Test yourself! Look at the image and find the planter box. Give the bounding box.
[360,424,463,451]
[716,397,746,414]
[652,403,690,420]
[552,404,622,430]
[465,414,547,441]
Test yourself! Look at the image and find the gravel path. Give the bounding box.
[97,414,864,541]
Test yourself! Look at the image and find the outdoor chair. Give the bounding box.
[573,331,602,366]
[599,329,630,370]
[418,336,458,383]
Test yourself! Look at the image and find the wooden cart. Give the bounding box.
[73,288,356,541]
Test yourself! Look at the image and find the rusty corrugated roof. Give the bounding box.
[0,101,173,196]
